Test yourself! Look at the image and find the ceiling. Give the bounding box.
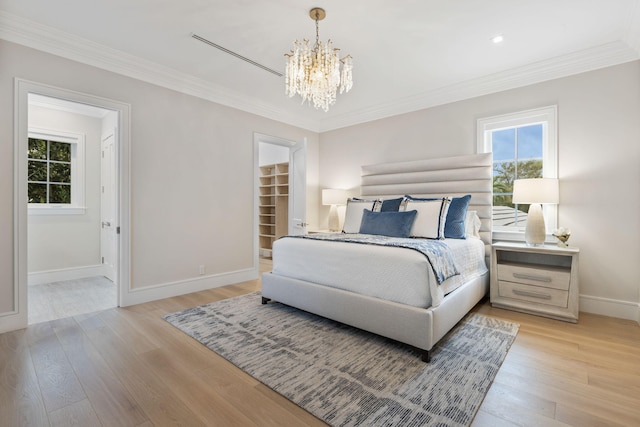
[1,0,639,132]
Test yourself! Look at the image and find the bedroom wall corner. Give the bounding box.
[317,60,640,322]
[0,39,321,319]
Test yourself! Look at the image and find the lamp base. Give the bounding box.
[524,203,546,246]
[328,204,340,232]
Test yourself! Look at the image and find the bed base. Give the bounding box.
[261,271,488,362]
[261,294,432,361]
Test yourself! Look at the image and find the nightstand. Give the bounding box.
[491,241,580,323]
[307,229,338,234]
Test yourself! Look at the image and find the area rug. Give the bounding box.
[163,292,519,427]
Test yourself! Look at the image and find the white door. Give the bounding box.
[101,130,117,281]
[288,139,307,235]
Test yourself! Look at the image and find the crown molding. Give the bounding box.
[318,41,639,132]
[0,11,320,132]
[2,10,638,135]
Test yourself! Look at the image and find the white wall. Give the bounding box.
[259,142,289,166]
[0,39,319,318]
[27,105,102,273]
[318,61,640,321]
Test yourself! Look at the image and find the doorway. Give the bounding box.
[254,133,307,267]
[26,94,117,324]
[0,79,132,333]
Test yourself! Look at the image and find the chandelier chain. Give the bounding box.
[315,11,320,47]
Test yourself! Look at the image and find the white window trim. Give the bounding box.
[476,105,558,242]
[28,127,86,215]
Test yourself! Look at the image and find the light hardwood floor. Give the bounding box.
[1,263,639,426]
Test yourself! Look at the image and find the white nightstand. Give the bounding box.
[307,229,339,234]
[491,241,580,323]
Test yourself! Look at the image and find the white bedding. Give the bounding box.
[271,234,488,309]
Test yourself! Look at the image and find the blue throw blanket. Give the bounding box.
[283,233,460,285]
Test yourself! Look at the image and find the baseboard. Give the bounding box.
[580,294,640,324]
[28,264,107,286]
[119,267,259,307]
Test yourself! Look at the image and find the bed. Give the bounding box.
[261,153,493,362]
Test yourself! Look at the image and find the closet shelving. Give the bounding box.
[259,162,288,258]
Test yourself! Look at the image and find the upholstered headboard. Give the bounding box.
[359,153,493,258]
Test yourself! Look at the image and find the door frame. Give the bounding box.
[253,132,306,269]
[101,128,117,282]
[5,79,131,332]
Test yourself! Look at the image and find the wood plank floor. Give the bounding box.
[1,264,639,426]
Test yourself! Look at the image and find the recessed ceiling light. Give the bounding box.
[491,34,504,44]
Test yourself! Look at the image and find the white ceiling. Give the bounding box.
[2,0,639,132]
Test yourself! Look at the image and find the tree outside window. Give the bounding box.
[491,125,543,227]
[28,138,72,204]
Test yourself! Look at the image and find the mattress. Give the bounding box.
[271,234,488,308]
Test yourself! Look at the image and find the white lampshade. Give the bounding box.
[322,189,347,206]
[512,178,559,246]
[512,178,559,204]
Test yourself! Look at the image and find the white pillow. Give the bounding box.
[342,198,379,233]
[465,210,482,239]
[403,198,451,239]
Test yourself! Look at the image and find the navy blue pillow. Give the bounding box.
[359,209,417,238]
[379,197,404,212]
[444,195,471,239]
[404,194,471,239]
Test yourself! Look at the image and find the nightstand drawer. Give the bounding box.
[497,263,570,291]
[498,281,569,308]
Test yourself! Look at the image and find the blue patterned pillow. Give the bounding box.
[404,194,471,239]
[359,209,417,238]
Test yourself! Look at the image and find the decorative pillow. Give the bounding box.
[342,198,379,233]
[403,198,451,239]
[465,210,482,239]
[444,194,471,239]
[404,194,471,239]
[359,209,417,238]
[378,197,404,212]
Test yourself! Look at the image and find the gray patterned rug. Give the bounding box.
[163,292,519,427]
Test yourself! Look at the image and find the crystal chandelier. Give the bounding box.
[285,7,353,112]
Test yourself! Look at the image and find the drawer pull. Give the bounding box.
[512,272,552,283]
[512,289,552,300]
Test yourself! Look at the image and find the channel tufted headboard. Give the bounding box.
[359,153,493,259]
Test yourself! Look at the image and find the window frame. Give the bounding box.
[28,128,86,215]
[476,105,558,242]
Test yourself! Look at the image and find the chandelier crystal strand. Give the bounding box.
[284,8,352,112]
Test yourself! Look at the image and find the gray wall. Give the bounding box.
[0,39,319,315]
[317,61,640,318]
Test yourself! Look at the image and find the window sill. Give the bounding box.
[28,206,87,215]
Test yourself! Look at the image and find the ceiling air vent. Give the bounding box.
[191,33,283,77]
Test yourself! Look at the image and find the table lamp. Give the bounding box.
[512,178,559,246]
[322,189,347,232]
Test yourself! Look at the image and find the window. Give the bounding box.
[28,128,85,214]
[477,106,557,240]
